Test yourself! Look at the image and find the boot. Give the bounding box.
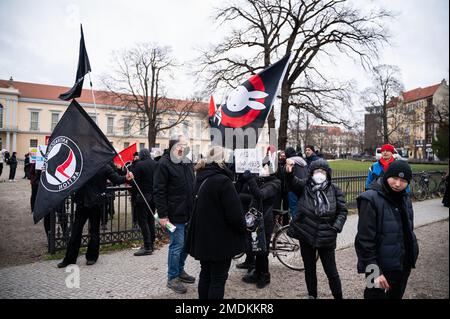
[256,272,271,289]
[242,269,258,284]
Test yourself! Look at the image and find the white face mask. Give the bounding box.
[312,172,327,184]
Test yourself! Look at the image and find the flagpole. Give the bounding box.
[116,153,176,233]
[88,72,98,123]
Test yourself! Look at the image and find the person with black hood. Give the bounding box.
[284,146,308,221]
[153,135,196,294]
[355,160,419,299]
[286,158,347,299]
[186,146,246,299]
[132,148,157,256]
[8,151,18,181]
[240,161,281,289]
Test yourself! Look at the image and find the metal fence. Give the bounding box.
[48,171,446,254]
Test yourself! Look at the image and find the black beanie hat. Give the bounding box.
[285,147,297,158]
[383,160,412,184]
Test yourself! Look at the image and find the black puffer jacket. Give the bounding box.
[355,180,419,273]
[153,150,194,223]
[287,160,348,249]
[132,149,157,206]
[186,163,246,261]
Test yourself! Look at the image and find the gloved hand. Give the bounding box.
[242,170,253,181]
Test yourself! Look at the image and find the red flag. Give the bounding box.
[113,143,137,168]
[208,95,216,117]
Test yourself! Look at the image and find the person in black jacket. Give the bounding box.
[304,145,320,165]
[153,135,196,294]
[186,146,246,299]
[355,160,419,299]
[132,148,157,256]
[240,164,281,289]
[8,151,18,181]
[284,147,308,221]
[23,153,31,179]
[286,159,347,299]
[57,164,133,268]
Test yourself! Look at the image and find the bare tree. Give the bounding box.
[101,43,197,148]
[361,64,405,144]
[198,0,393,149]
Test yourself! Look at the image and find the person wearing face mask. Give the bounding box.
[153,135,196,294]
[284,147,308,221]
[356,160,419,299]
[286,159,348,299]
[239,163,281,289]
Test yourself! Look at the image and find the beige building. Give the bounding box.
[0,79,272,160]
[387,79,449,159]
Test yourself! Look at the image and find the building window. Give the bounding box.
[139,143,145,150]
[51,113,59,131]
[30,111,39,131]
[0,103,3,128]
[154,143,160,149]
[124,142,130,149]
[88,113,97,124]
[123,118,131,136]
[194,121,201,139]
[140,119,146,136]
[30,139,38,147]
[107,117,114,135]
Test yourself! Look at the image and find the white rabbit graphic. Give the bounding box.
[226,85,268,112]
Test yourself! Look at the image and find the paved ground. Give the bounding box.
[0,192,447,299]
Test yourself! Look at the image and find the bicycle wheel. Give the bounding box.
[272,225,304,271]
[411,178,427,201]
[437,180,447,197]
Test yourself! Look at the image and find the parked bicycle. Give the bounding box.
[411,171,437,201]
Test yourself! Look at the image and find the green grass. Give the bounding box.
[329,160,448,173]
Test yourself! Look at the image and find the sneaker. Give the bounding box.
[57,261,70,268]
[134,247,153,256]
[242,269,258,284]
[167,277,187,294]
[86,260,96,266]
[179,270,196,283]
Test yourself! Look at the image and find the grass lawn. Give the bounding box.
[329,160,448,173]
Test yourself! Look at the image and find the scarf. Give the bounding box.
[380,157,395,172]
[311,180,330,216]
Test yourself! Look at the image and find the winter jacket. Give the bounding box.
[305,153,320,165]
[132,157,157,206]
[355,180,419,274]
[153,150,194,223]
[186,163,246,261]
[365,159,410,192]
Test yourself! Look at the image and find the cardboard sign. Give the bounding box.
[35,145,47,170]
[235,149,261,173]
[29,147,38,164]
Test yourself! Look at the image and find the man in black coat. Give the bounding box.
[153,135,195,294]
[355,161,419,299]
[8,151,18,181]
[304,145,320,165]
[57,164,133,268]
[132,148,157,256]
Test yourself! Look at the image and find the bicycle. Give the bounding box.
[234,209,315,271]
[411,171,437,201]
[436,172,448,198]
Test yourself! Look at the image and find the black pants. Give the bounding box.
[254,221,274,276]
[198,259,231,299]
[63,204,101,264]
[9,165,16,180]
[135,202,155,249]
[300,241,342,299]
[364,268,411,299]
[0,163,3,177]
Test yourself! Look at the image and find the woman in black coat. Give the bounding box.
[286,159,347,299]
[186,146,246,299]
[239,164,281,289]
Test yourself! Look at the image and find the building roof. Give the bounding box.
[309,125,343,135]
[401,83,441,103]
[0,79,208,113]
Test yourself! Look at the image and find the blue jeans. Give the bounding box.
[168,223,188,280]
[288,192,298,220]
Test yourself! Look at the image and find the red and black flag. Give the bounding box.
[113,143,137,168]
[59,24,92,101]
[209,54,291,149]
[33,100,116,223]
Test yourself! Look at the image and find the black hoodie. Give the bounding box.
[185,163,246,261]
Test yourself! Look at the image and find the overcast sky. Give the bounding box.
[0,0,448,122]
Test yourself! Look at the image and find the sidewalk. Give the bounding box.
[0,199,447,299]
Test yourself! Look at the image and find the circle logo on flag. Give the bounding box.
[41,136,83,192]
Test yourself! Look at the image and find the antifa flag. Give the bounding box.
[209,54,291,149]
[33,100,116,223]
[59,24,92,101]
[113,143,137,168]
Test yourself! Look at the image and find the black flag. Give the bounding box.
[33,100,116,223]
[59,24,92,101]
[208,54,291,149]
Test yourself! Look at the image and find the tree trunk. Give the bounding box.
[148,125,157,148]
[278,84,291,150]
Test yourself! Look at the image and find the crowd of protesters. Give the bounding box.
[22,138,450,300]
